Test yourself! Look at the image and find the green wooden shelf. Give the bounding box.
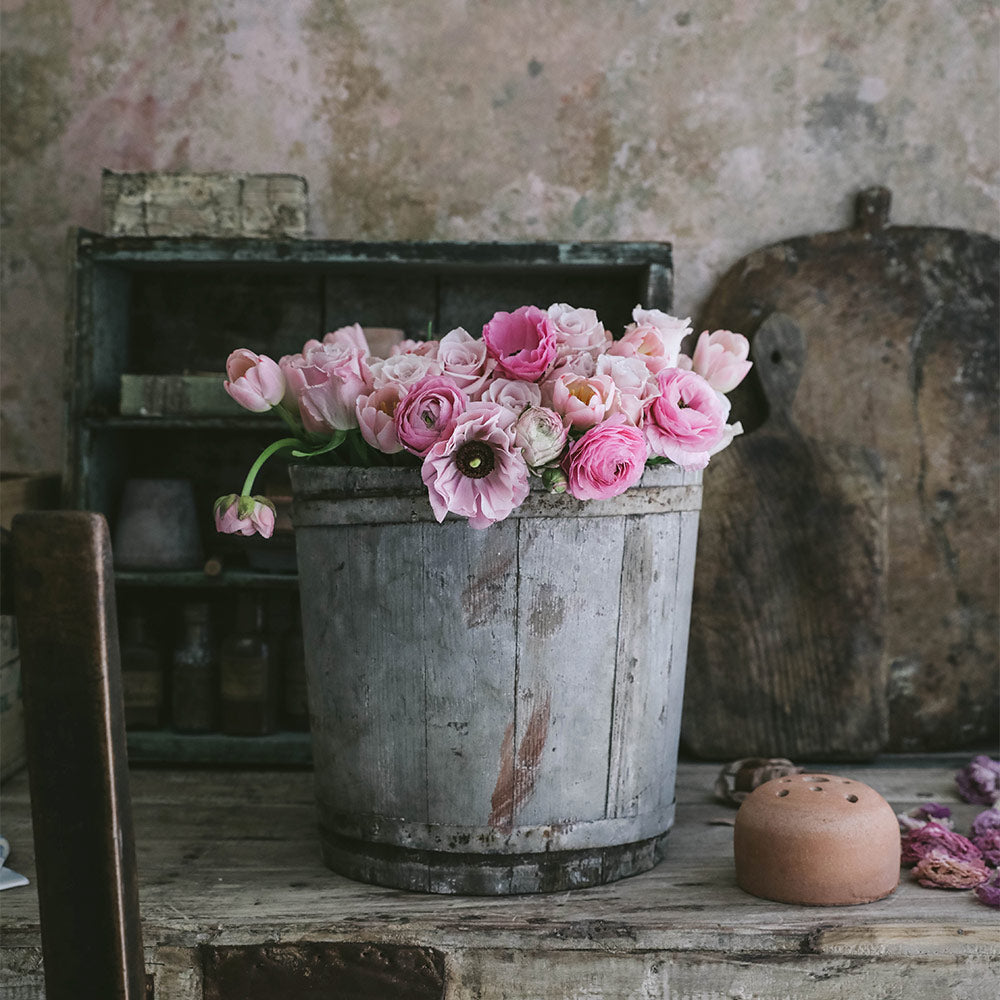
[126,730,312,766]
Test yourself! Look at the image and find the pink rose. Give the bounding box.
[644,368,727,470]
[391,338,440,359]
[224,349,286,413]
[546,303,610,363]
[609,306,692,373]
[369,352,443,390]
[545,372,618,430]
[437,327,493,397]
[356,383,406,453]
[479,377,543,412]
[513,406,568,468]
[322,323,370,354]
[690,329,753,393]
[482,305,557,382]
[595,354,657,424]
[394,375,469,457]
[280,342,372,433]
[213,494,276,539]
[563,415,648,501]
[422,402,530,529]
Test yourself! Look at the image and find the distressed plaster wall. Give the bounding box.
[1,0,997,473]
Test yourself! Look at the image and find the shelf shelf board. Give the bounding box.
[115,568,298,588]
[126,729,312,766]
[83,415,282,431]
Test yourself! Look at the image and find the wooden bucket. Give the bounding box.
[290,464,702,894]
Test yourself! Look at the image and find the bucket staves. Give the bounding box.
[291,464,702,894]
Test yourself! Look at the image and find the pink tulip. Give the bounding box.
[644,368,727,470]
[356,384,405,453]
[224,349,286,412]
[690,329,753,393]
[422,402,530,529]
[213,494,276,539]
[394,375,469,457]
[482,305,557,382]
[563,415,647,501]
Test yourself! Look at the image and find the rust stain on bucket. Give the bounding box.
[489,692,552,832]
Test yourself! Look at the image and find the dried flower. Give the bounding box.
[955,755,1000,805]
[973,829,1000,867]
[714,757,801,806]
[901,822,984,868]
[912,849,990,889]
[897,802,954,832]
[975,870,1000,907]
[971,807,1000,840]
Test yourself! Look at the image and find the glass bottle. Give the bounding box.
[220,594,276,736]
[170,601,217,732]
[120,609,165,730]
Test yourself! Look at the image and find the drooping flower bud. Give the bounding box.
[213,494,276,539]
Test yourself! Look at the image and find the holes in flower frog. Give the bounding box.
[776,789,790,798]
[845,794,859,803]
[806,776,830,782]
[770,350,782,365]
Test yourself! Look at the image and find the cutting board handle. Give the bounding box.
[855,186,892,234]
[753,311,805,421]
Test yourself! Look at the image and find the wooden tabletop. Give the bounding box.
[2,757,997,999]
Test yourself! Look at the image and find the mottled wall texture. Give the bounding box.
[2,0,997,472]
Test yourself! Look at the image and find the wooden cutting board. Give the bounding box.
[682,188,998,756]
[682,312,888,761]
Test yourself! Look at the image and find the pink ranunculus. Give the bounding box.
[323,323,370,354]
[394,375,469,457]
[479,377,543,412]
[546,302,610,363]
[513,406,568,468]
[421,402,530,529]
[595,353,658,424]
[691,329,753,393]
[224,349,287,413]
[563,415,648,501]
[545,372,618,430]
[356,383,406,453]
[437,327,493,397]
[609,306,692,373]
[280,343,372,433]
[213,494,276,539]
[644,368,727,470]
[369,352,443,390]
[482,305,557,382]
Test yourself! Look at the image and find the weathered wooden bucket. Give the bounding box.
[290,463,702,894]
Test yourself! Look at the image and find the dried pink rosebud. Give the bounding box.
[955,755,1000,805]
[714,757,802,806]
[975,870,1000,907]
[913,849,990,889]
[897,802,955,832]
[970,807,1000,840]
[901,822,984,868]
[973,829,1000,867]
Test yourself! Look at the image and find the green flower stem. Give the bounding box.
[240,437,304,497]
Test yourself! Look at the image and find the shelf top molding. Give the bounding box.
[73,228,673,270]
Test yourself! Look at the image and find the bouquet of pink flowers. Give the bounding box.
[214,304,752,534]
